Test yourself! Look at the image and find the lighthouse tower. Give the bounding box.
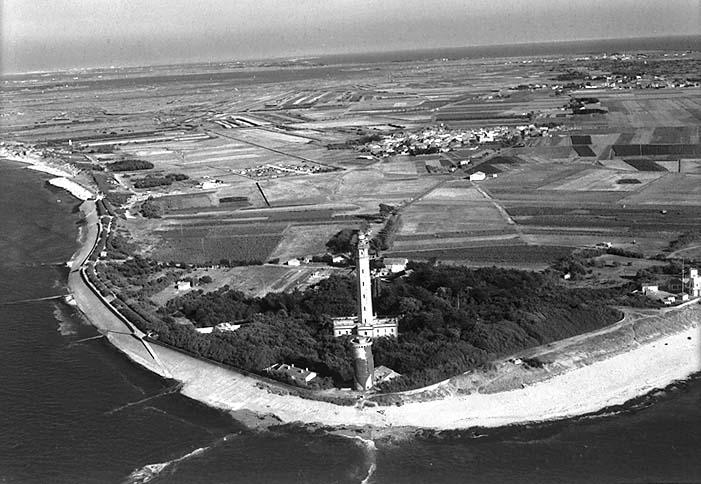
[356,231,374,326]
[350,336,374,391]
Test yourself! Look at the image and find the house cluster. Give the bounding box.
[237,162,335,179]
[641,268,701,305]
[265,363,318,386]
[582,73,700,90]
[285,253,347,267]
[360,126,519,158]
[263,362,400,389]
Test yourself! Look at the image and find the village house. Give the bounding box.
[383,257,408,273]
[265,363,317,386]
[373,365,402,385]
[175,280,192,291]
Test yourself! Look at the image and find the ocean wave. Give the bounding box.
[574,375,699,423]
[339,435,377,484]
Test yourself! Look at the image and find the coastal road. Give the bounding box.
[68,201,172,377]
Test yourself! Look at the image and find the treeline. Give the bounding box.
[327,133,383,150]
[326,228,358,254]
[107,159,154,172]
[140,197,162,218]
[370,213,401,253]
[133,173,188,189]
[669,230,700,252]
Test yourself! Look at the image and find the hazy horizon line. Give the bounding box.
[3,33,699,77]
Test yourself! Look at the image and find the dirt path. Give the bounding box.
[667,244,701,259]
[471,181,527,242]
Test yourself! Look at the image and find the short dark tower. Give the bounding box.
[350,336,374,391]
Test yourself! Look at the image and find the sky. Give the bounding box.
[1,0,699,73]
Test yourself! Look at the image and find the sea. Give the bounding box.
[1,35,701,483]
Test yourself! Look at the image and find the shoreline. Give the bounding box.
[1,145,95,201]
[60,192,701,432]
[7,143,691,432]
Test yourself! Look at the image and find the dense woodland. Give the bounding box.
[106,262,643,391]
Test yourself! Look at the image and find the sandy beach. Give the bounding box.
[0,145,78,178]
[48,177,94,200]
[1,144,94,200]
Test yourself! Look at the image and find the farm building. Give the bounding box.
[469,171,487,181]
[194,322,243,334]
[373,365,401,385]
[214,322,242,333]
[265,363,317,386]
[383,257,408,273]
[175,280,192,291]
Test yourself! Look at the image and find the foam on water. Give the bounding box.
[341,435,377,484]
[123,446,209,484]
[53,303,78,336]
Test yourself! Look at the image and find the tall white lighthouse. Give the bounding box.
[356,231,374,326]
[331,230,398,339]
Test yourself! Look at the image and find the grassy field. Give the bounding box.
[539,169,665,191]
[151,231,283,264]
[386,244,573,266]
[270,223,361,261]
[6,50,701,277]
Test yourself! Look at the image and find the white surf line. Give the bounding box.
[340,435,377,484]
[123,446,210,484]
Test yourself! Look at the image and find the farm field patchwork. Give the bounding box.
[538,169,666,191]
[385,244,573,267]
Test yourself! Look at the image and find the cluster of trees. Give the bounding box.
[107,159,154,172]
[134,264,630,391]
[326,229,358,254]
[139,197,162,218]
[327,133,383,150]
[669,230,700,252]
[370,213,401,253]
[105,232,135,259]
[552,69,587,81]
[606,247,644,259]
[217,258,264,267]
[133,173,188,189]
